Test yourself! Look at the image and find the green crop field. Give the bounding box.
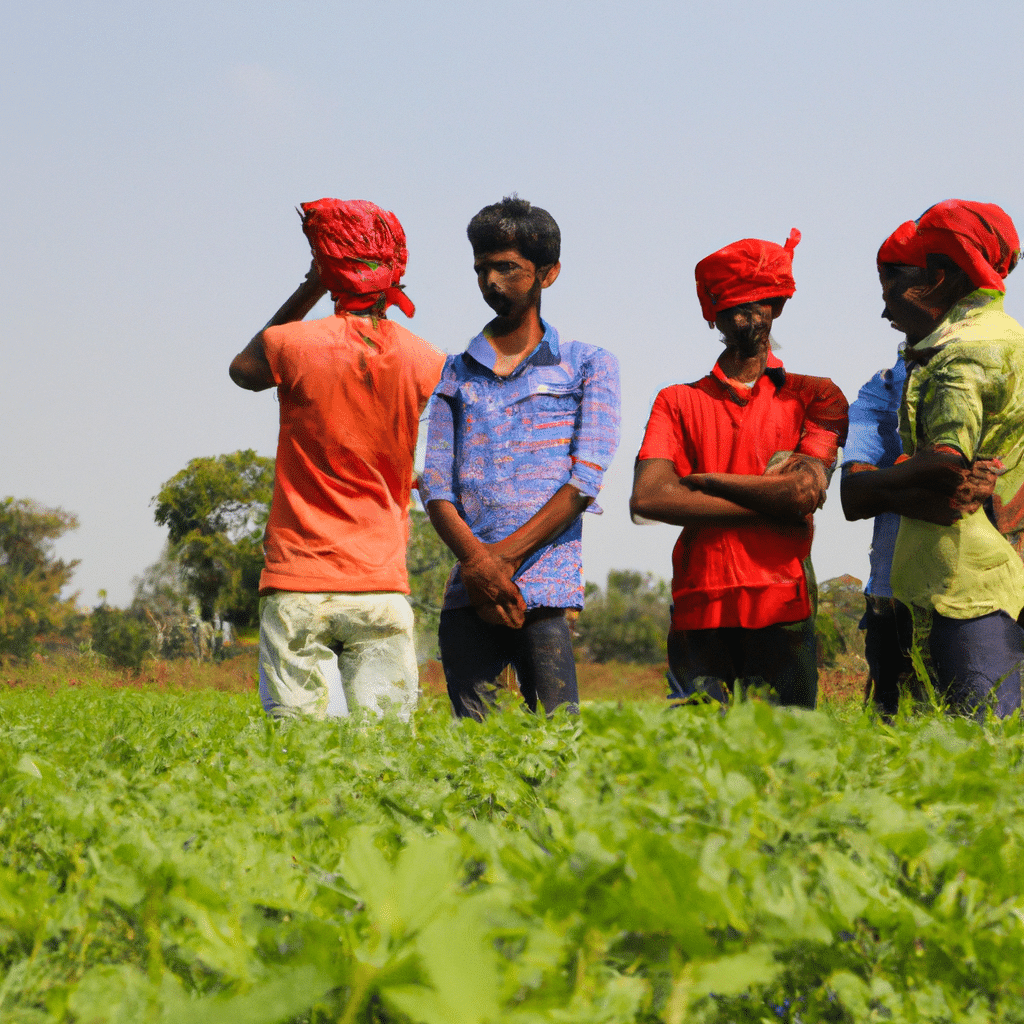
[2,667,1024,1023]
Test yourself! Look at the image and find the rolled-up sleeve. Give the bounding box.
[916,353,987,461]
[421,374,459,506]
[568,348,621,499]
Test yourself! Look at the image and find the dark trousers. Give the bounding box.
[438,607,579,719]
[860,596,915,718]
[666,617,817,709]
[929,610,1024,719]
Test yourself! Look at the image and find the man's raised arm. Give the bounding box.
[230,261,328,391]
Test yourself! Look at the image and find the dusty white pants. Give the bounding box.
[258,591,419,721]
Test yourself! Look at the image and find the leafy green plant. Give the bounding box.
[2,684,1024,1022]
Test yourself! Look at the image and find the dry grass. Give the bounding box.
[3,643,867,712]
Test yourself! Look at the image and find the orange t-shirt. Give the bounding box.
[259,314,445,595]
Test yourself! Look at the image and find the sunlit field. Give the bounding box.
[4,647,1020,1023]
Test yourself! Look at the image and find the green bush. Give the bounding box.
[89,604,155,671]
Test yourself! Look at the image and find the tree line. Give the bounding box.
[1,450,856,671]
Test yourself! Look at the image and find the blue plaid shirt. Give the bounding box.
[423,321,620,610]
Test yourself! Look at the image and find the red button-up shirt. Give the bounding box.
[638,352,848,631]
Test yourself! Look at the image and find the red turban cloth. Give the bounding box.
[914,199,1019,293]
[877,219,927,269]
[300,198,415,317]
[695,229,801,324]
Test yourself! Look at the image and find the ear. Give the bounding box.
[769,297,787,319]
[539,261,561,289]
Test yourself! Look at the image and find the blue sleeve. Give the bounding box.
[842,360,905,469]
[421,361,459,506]
[568,347,621,499]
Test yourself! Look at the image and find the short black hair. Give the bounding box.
[467,195,560,268]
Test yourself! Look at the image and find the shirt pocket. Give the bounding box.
[513,378,581,425]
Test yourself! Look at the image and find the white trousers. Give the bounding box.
[258,591,418,721]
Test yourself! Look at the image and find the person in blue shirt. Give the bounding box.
[841,355,913,717]
[422,197,621,718]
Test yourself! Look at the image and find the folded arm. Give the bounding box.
[840,448,997,526]
[630,456,822,529]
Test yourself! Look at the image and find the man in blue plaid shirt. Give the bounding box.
[423,197,620,718]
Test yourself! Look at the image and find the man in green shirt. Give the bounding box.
[845,199,1024,717]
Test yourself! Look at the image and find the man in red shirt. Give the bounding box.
[230,199,445,720]
[630,230,848,708]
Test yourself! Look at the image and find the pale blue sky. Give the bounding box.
[4,0,1024,605]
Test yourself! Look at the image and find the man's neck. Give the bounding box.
[718,343,770,384]
[483,309,545,377]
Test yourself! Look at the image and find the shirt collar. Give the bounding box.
[711,348,786,404]
[464,320,560,374]
[907,287,1005,360]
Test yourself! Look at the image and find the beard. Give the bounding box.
[724,320,771,357]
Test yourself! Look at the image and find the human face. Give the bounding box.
[714,300,778,358]
[879,265,940,344]
[473,248,546,320]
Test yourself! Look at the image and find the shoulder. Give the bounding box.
[782,371,848,404]
[557,338,619,373]
[649,379,715,415]
[381,321,446,373]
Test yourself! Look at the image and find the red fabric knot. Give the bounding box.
[300,198,416,317]
[694,229,801,324]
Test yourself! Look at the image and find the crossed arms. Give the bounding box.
[841,450,1000,526]
[630,452,828,530]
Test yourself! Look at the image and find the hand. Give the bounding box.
[765,454,828,510]
[460,551,526,629]
[950,457,1002,515]
[899,487,967,526]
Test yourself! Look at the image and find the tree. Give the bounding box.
[0,497,79,659]
[575,570,671,664]
[153,450,274,627]
[816,574,865,666]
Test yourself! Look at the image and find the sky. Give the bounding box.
[4,0,1024,607]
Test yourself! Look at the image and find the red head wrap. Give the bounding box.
[300,198,415,317]
[876,220,927,270]
[913,199,1019,293]
[695,229,801,324]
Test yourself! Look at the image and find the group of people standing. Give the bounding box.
[229,195,1024,723]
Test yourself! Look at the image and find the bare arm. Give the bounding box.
[426,499,527,628]
[229,261,328,391]
[630,457,822,529]
[631,459,776,528]
[426,484,591,629]
[840,450,975,525]
[687,453,828,521]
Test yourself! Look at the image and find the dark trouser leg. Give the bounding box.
[666,629,734,704]
[861,596,914,718]
[438,607,578,719]
[511,609,579,715]
[667,618,817,709]
[929,610,1024,719]
[438,608,512,720]
[737,617,818,709]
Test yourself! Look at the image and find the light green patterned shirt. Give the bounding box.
[892,289,1024,619]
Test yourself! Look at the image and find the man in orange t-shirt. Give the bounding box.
[630,230,848,708]
[230,199,445,720]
